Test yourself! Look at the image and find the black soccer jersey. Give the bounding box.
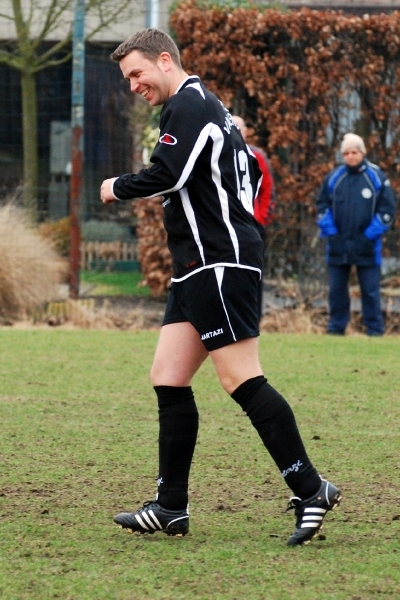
[112,76,264,281]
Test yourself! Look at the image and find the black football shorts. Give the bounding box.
[163,266,260,351]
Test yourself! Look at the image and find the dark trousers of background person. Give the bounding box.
[328,264,384,336]
[257,223,266,322]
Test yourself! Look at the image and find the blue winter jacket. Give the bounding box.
[316,159,396,266]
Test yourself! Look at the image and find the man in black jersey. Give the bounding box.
[100,28,341,546]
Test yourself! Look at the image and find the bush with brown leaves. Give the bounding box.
[133,197,172,298]
[170,3,400,259]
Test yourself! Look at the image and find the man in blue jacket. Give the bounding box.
[317,133,396,336]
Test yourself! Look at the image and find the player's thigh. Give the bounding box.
[209,336,263,395]
[150,322,208,387]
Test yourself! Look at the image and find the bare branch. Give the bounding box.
[0,50,22,69]
[33,38,73,72]
[33,0,73,45]
[85,0,134,40]
[33,52,73,73]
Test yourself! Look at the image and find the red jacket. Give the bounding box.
[251,146,275,226]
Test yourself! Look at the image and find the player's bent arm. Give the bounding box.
[113,160,183,200]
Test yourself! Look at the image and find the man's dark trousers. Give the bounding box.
[328,264,384,335]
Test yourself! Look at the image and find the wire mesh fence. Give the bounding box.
[0,38,399,302]
[0,43,134,223]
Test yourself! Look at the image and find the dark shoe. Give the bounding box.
[114,501,189,536]
[327,330,345,336]
[366,331,383,337]
[286,479,342,546]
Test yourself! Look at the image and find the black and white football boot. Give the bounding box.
[114,500,189,537]
[286,478,342,546]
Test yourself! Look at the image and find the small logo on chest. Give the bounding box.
[361,188,373,199]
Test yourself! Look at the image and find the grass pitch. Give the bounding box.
[80,270,150,297]
[0,330,399,599]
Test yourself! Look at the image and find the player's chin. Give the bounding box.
[149,95,165,107]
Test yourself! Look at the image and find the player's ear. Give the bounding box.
[157,52,173,72]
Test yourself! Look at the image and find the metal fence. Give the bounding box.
[264,213,400,309]
[1,39,399,297]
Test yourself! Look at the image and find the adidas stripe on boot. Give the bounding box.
[114,501,189,536]
[286,479,342,546]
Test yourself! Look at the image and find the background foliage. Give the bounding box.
[136,5,400,296]
[133,197,173,297]
[168,4,400,275]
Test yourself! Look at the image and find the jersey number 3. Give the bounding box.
[235,150,254,214]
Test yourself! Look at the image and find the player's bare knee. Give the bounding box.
[217,373,240,395]
[150,366,190,388]
[150,365,164,387]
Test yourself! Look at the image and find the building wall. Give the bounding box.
[0,0,172,42]
[1,0,399,219]
[0,0,173,219]
[281,0,400,11]
[1,0,400,42]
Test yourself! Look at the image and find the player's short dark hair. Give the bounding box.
[111,28,182,67]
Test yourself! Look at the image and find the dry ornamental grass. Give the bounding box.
[0,204,67,323]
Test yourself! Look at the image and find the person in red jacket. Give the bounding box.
[233,116,275,318]
[233,116,275,228]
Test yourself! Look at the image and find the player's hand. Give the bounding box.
[100,178,118,204]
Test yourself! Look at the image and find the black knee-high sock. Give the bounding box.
[154,385,199,510]
[231,376,321,499]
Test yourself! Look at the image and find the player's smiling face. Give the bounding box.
[120,50,171,106]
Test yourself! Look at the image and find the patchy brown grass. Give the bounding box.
[260,306,327,335]
[260,306,400,336]
[29,296,166,330]
[17,297,400,337]
[1,331,400,599]
[259,277,400,335]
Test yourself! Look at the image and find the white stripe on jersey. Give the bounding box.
[169,123,240,269]
[157,123,213,196]
[209,125,240,263]
[171,262,262,283]
[180,187,206,266]
[185,81,206,99]
[174,75,200,95]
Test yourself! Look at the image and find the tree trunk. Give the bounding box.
[20,70,38,223]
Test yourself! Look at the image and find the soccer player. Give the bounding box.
[100,28,341,546]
